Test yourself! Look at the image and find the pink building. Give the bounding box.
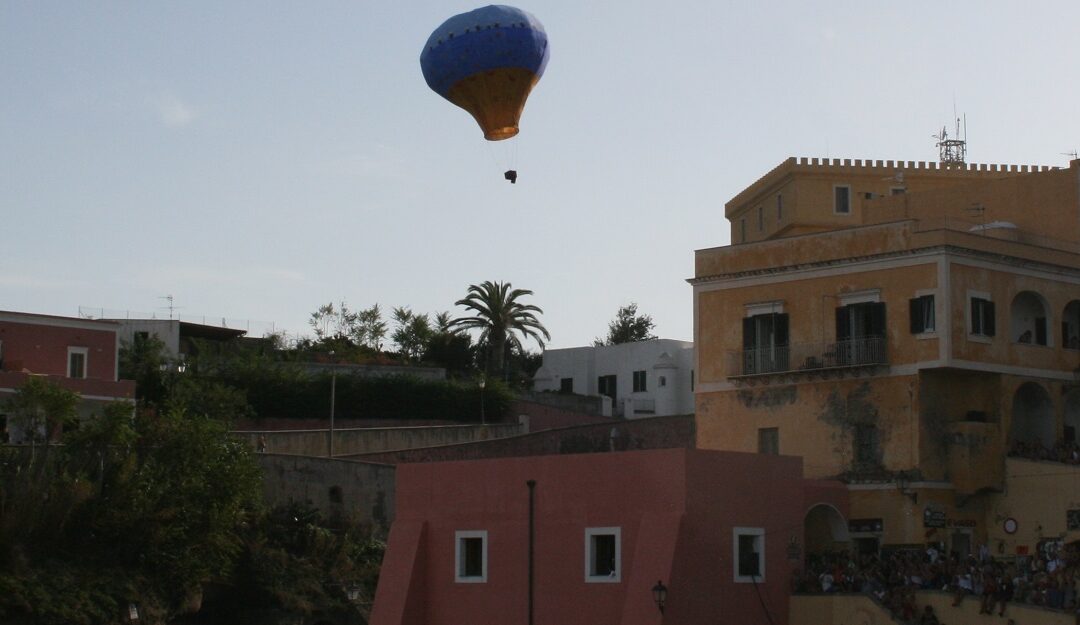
[0,310,135,441]
[371,448,847,625]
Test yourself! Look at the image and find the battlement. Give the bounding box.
[727,156,1064,211]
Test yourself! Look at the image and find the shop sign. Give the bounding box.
[923,508,946,528]
[947,519,977,528]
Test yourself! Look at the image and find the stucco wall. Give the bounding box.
[0,313,120,380]
[256,454,395,531]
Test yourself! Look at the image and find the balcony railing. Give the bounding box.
[727,337,888,379]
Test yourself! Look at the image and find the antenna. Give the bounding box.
[933,114,967,167]
[159,294,184,320]
[1063,150,1079,161]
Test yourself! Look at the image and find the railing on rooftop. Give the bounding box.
[726,337,887,380]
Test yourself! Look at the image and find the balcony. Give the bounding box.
[725,337,888,384]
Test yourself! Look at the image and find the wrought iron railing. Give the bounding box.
[728,337,887,377]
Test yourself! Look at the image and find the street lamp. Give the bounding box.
[652,580,668,614]
[328,350,336,458]
[478,377,486,425]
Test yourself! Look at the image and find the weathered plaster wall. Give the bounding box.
[234,423,523,457]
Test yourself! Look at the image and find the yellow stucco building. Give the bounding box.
[693,156,1080,554]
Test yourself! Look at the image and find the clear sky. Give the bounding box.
[3,1,1078,349]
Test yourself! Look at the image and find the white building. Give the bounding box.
[532,339,694,418]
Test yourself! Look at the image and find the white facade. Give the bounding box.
[532,339,694,418]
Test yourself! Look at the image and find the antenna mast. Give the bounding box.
[934,115,967,167]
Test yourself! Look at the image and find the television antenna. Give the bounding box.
[1063,150,1078,161]
[933,115,967,167]
[159,294,184,320]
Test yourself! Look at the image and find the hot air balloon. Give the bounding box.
[420,5,549,159]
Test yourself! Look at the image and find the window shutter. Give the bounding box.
[909,298,922,333]
[836,307,850,341]
[869,302,886,338]
[743,317,756,351]
[985,301,996,336]
[775,314,789,346]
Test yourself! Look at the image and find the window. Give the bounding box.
[835,302,886,365]
[455,530,488,583]
[776,194,783,220]
[970,297,996,337]
[742,313,789,374]
[853,423,881,469]
[585,527,621,582]
[690,370,694,392]
[658,376,666,387]
[890,186,906,195]
[757,206,764,231]
[560,377,574,393]
[834,185,851,214]
[733,527,765,582]
[758,428,779,455]
[632,370,647,392]
[909,295,935,334]
[598,375,616,400]
[67,347,88,379]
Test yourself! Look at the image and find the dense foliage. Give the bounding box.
[594,303,656,346]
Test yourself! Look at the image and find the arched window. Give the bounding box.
[1010,382,1055,450]
[1010,291,1049,346]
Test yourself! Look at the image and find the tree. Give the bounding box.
[451,281,550,379]
[308,301,357,343]
[391,307,432,362]
[353,304,388,352]
[595,303,656,346]
[119,332,169,405]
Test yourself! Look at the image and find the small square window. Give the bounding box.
[455,530,488,583]
[834,185,851,214]
[585,527,621,582]
[659,376,667,387]
[632,370,647,392]
[733,527,765,582]
[68,347,88,379]
[560,377,573,393]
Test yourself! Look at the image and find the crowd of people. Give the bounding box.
[795,542,1080,623]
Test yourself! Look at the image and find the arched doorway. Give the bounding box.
[1010,382,1055,450]
[1010,291,1050,345]
[1065,389,1080,444]
[804,503,850,554]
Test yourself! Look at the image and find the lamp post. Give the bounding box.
[478,377,486,425]
[328,350,336,458]
[652,580,667,615]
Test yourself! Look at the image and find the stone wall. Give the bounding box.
[256,454,396,531]
[235,422,523,457]
[511,398,614,431]
[347,414,695,464]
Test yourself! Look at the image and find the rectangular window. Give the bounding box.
[632,370,647,392]
[758,427,779,455]
[560,377,574,393]
[776,194,783,220]
[757,206,764,231]
[733,527,765,582]
[68,347,88,379]
[890,186,906,195]
[970,297,996,337]
[834,185,851,214]
[690,370,694,392]
[455,530,488,583]
[853,424,881,469]
[658,375,666,387]
[909,295,935,333]
[742,313,790,374]
[598,375,616,400]
[834,302,886,366]
[585,527,621,582]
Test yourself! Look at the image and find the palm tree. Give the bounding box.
[451,281,551,378]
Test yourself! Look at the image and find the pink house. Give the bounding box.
[0,310,135,440]
[371,448,847,625]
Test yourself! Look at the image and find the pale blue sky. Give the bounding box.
[3,1,1078,348]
